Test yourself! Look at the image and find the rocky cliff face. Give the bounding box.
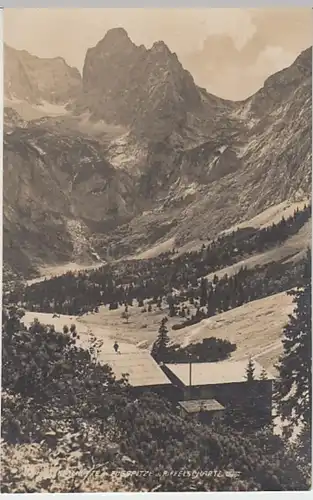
[76,28,233,142]
[145,47,312,247]
[3,119,137,274]
[87,43,311,254]
[234,47,312,212]
[4,43,82,105]
[3,30,312,275]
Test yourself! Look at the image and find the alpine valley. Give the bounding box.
[3,28,312,278]
[2,24,313,494]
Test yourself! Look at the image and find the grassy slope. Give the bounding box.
[205,220,311,281]
[22,202,310,373]
[24,289,294,372]
[173,291,294,371]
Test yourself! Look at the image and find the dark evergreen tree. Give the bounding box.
[200,278,208,307]
[245,358,255,382]
[151,318,170,363]
[260,368,268,381]
[274,249,311,439]
[243,358,261,430]
[213,274,219,285]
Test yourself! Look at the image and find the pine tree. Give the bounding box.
[213,274,219,285]
[151,318,170,363]
[200,278,208,307]
[274,249,311,438]
[243,358,261,430]
[245,358,255,382]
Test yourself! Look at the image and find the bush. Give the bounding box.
[1,308,310,492]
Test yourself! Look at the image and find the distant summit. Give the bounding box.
[4,43,82,105]
[77,28,208,140]
[98,26,134,47]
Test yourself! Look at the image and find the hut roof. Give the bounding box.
[165,359,275,386]
[178,399,224,414]
[101,350,171,387]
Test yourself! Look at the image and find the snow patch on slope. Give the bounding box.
[28,140,46,157]
[4,98,69,121]
[106,133,147,174]
[35,101,68,116]
[65,219,103,265]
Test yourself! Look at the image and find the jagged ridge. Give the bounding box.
[3,30,312,275]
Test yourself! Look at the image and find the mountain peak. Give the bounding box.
[4,43,82,106]
[294,46,312,72]
[105,26,129,38]
[151,40,172,55]
[79,30,205,139]
[244,45,312,117]
[97,27,135,50]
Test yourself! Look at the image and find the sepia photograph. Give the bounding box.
[1,7,312,493]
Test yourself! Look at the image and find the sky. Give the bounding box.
[4,8,312,100]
